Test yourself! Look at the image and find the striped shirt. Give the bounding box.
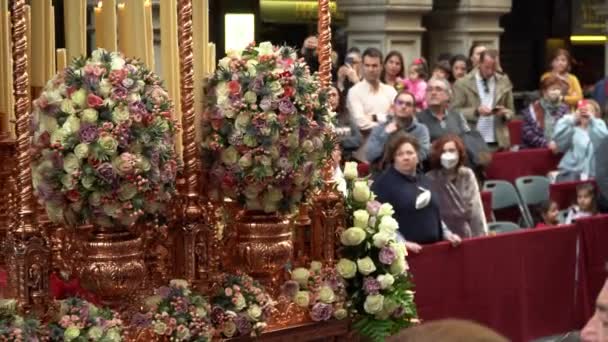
[475,71,496,143]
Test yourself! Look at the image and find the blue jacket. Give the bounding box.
[553,115,608,177]
[592,78,607,112]
[366,117,430,163]
[597,136,608,212]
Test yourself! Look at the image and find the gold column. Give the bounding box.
[175,0,217,290]
[316,0,332,87]
[6,0,49,313]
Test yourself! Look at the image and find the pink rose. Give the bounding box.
[87,93,104,108]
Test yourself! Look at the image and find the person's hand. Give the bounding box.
[385,121,398,134]
[478,105,492,116]
[493,105,507,117]
[446,233,462,247]
[548,140,559,154]
[303,36,318,51]
[405,241,423,254]
[344,64,359,83]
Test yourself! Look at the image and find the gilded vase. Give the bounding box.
[234,211,293,289]
[78,225,145,305]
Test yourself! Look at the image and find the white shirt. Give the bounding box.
[475,71,496,143]
[346,80,397,131]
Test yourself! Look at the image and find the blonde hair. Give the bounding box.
[387,319,509,342]
[586,99,601,118]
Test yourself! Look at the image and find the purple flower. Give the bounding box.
[129,101,147,115]
[278,98,295,114]
[79,124,99,143]
[173,300,189,313]
[157,286,171,298]
[366,200,382,216]
[310,303,333,322]
[281,280,300,298]
[210,306,226,325]
[131,313,152,328]
[96,162,116,184]
[363,277,381,295]
[259,97,273,112]
[235,314,252,335]
[112,86,128,100]
[250,77,265,93]
[379,247,397,265]
[121,78,134,88]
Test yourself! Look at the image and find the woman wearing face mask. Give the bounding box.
[371,132,461,253]
[521,75,570,151]
[553,99,608,183]
[426,135,487,238]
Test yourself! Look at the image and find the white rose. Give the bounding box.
[357,257,377,276]
[352,181,371,203]
[353,209,370,229]
[340,227,366,246]
[372,232,392,248]
[378,203,395,217]
[257,41,274,55]
[363,294,384,314]
[291,267,310,287]
[389,258,407,275]
[343,161,358,180]
[98,79,112,97]
[377,274,395,289]
[91,49,104,62]
[378,216,399,234]
[247,305,262,321]
[74,143,90,159]
[81,109,99,124]
[39,114,58,133]
[62,115,81,134]
[219,57,231,70]
[111,55,126,70]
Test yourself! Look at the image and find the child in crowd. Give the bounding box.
[401,58,428,111]
[535,200,560,228]
[431,60,452,81]
[565,183,598,224]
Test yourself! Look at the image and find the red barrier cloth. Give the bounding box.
[481,191,493,222]
[486,149,561,184]
[50,272,100,305]
[408,225,579,342]
[550,180,598,210]
[508,119,523,146]
[577,215,608,320]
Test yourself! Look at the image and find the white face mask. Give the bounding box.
[440,152,459,169]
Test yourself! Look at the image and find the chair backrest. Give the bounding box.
[515,176,550,227]
[488,221,521,234]
[483,180,522,210]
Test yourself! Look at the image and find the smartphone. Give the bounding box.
[345,56,354,66]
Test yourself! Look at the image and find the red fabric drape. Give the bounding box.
[409,225,579,342]
[508,119,523,146]
[486,149,561,184]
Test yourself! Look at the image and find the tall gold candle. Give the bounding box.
[124,0,146,62]
[0,3,7,132]
[44,2,55,82]
[94,2,104,49]
[202,0,209,72]
[25,4,31,101]
[160,0,182,158]
[144,0,154,69]
[192,0,205,126]
[101,0,117,51]
[64,0,86,61]
[56,49,67,73]
[30,0,45,87]
[117,3,127,54]
[208,42,216,74]
[4,10,13,138]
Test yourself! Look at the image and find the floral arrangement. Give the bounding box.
[282,261,349,322]
[209,273,275,338]
[135,279,214,341]
[337,162,418,342]
[48,297,124,341]
[31,48,178,228]
[202,41,334,213]
[0,299,43,341]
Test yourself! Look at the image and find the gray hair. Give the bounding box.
[427,77,453,99]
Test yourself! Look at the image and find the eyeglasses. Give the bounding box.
[426,86,447,93]
[394,99,414,107]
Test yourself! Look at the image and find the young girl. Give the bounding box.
[565,183,598,224]
[535,200,560,228]
[401,58,428,111]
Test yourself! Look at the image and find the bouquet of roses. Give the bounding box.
[48,297,123,341]
[31,48,178,229]
[282,261,349,322]
[135,279,214,341]
[336,162,418,342]
[202,41,334,213]
[0,299,44,341]
[209,273,275,338]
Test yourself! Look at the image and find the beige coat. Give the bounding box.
[451,71,515,148]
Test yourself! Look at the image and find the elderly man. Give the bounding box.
[417,77,470,142]
[451,50,514,150]
[347,47,398,161]
[581,276,608,341]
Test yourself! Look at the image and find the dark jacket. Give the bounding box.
[371,166,443,244]
[597,136,608,213]
[416,108,469,142]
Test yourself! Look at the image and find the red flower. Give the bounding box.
[228,80,242,95]
[283,86,295,98]
[87,93,104,108]
[211,118,223,130]
[66,189,80,202]
[222,174,235,188]
[109,69,128,85]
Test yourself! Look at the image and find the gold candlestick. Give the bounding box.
[94,2,104,49]
[64,0,86,60]
[56,48,67,73]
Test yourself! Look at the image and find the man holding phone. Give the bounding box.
[451,50,515,150]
